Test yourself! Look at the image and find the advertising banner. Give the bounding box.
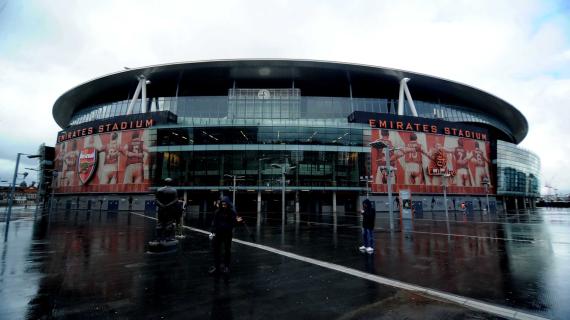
[370,128,493,194]
[52,111,177,194]
[54,129,152,194]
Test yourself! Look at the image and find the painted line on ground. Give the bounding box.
[254,218,569,245]
[131,212,549,320]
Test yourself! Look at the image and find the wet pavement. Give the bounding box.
[0,206,568,319]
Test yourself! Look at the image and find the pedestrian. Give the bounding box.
[461,202,466,215]
[209,196,242,275]
[128,196,133,211]
[359,199,375,254]
[175,199,186,239]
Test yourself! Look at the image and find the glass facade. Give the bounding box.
[496,140,541,197]
[156,150,363,190]
[64,91,537,200]
[68,95,512,138]
[151,123,371,191]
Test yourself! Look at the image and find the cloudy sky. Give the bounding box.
[0,0,569,194]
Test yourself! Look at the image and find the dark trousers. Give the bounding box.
[213,231,233,268]
[362,228,374,248]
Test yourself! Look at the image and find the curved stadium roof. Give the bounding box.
[53,59,528,143]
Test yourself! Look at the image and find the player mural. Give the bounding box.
[370,128,493,194]
[53,129,152,193]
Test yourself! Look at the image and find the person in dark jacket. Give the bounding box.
[359,199,376,254]
[209,196,242,274]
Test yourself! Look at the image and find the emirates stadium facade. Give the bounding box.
[50,59,540,216]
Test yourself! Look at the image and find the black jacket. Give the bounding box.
[211,196,238,233]
[362,199,375,229]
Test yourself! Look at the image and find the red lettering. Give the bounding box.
[422,124,429,132]
[379,120,387,128]
[145,119,154,127]
[431,125,437,133]
[369,119,376,127]
[444,127,450,135]
[451,128,457,135]
[120,122,128,130]
[396,122,404,130]
[112,123,119,131]
[105,124,111,131]
[87,127,93,135]
[81,128,86,136]
[414,123,421,131]
[458,129,464,137]
[475,132,481,140]
[405,123,413,130]
[135,120,143,128]
[465,130,471,138]
[481,134,487,141]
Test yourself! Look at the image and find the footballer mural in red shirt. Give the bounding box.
[370,128,493,195]
[54,128,152,194]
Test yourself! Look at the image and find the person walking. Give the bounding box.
[209,196,242,275]
[359,199,376,254]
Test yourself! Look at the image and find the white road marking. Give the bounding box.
[131,212,549,320]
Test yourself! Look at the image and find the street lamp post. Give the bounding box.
[271,163,296,227]
[443,173,451,217]
[360,175,373,198]
[369,140,395,230]
[5,153,40,240]
[482,177,490,214]
[257,157,270,216]
[224,174,244,209]
[49,171,58,213]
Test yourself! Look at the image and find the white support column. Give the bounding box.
[141,76,147,113]
[349,82,354,113]
[295,190,300,223]
[397,78,418,116]
[403,82,418,116]
[126,80,143,115]
[397,79,406,115]
[332,191,337,225]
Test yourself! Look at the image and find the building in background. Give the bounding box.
[50,59,540,216]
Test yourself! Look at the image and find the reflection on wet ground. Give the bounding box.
[0,207,568,319]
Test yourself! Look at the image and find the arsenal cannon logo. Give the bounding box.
[78,147,98,185]
[428,150,456,176]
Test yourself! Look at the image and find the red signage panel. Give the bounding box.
[370,128,494,195]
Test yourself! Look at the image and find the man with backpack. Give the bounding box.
[208,196,242,275]
[359,199,376,254]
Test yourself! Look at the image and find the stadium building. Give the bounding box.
[50,59,540,217]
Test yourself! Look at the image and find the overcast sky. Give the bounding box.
[0,0,569,194]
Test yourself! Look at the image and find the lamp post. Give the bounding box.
[5,153,40,240]
[442,173,451,217]
[271,163,296,227]
[257,157,270,216]
[482,177,490,214]
[360,175,373,198]
[48,171,58,214]
[224,174,244,209]
[369,140,395,230]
